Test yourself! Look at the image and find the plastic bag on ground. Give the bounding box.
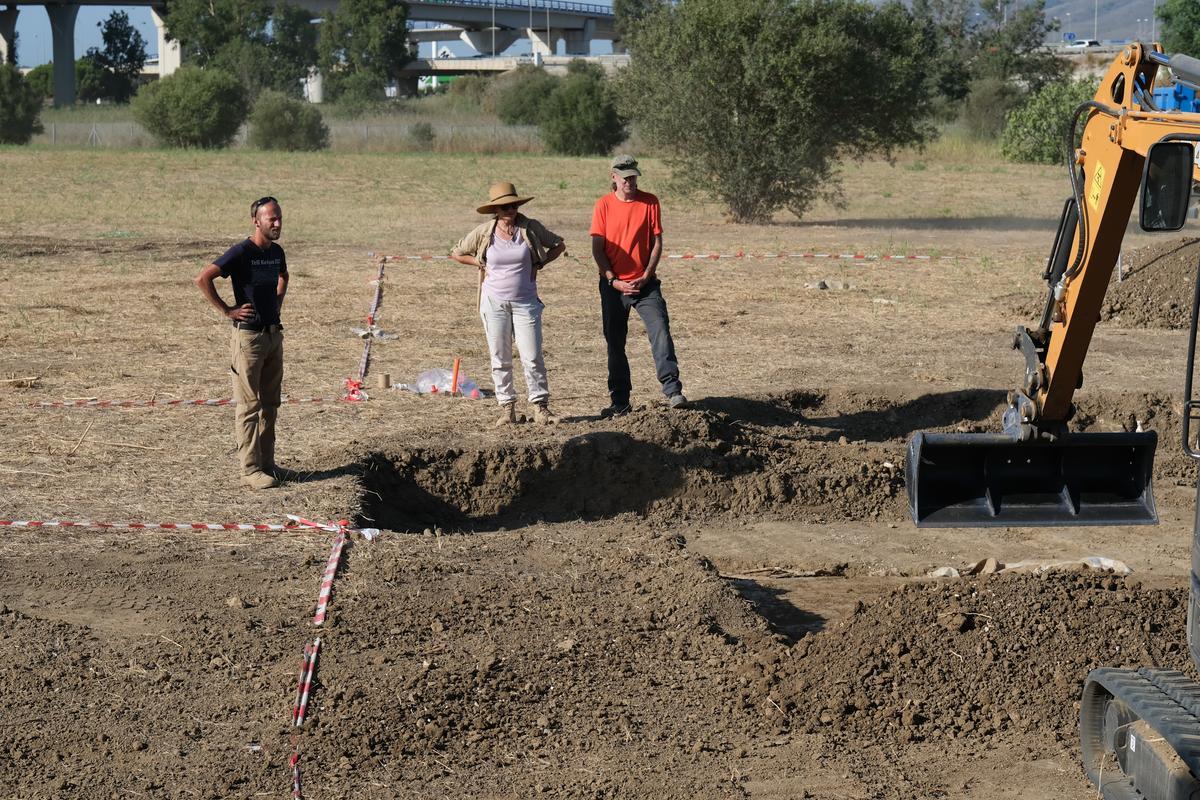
[397,368,482,398]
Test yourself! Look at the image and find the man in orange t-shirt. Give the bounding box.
[590,154,686,418]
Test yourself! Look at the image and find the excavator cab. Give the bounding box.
[1141,141,1195,232]
[906,50,1200,528]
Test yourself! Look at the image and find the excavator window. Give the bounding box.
[1140,141,1194,232]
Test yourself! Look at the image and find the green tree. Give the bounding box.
[910,0,974,111]
[972,0,1064,94]
[1000,77,1095,164]
[84,10,147,102]
[131,66,248,148]
[163,0,315,97]
[911,0,1065,129]
[248,89,329,150]
[270,3,320,95]
[24,63,53,99]
[1159,0,1200,57]
[960,75,1021,139]
[163,0,272,64]
[317,0,411,102]
[0,63,44,144]
[539,60,625,155]
[613,0,667,41]
[489,65,560,125]
[210,37,286,99]
[618,0,936,223]
[956,1,1064,138]
[75,56,109,103]
[3,30,16,66]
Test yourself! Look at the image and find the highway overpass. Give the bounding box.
[0,0,618,106]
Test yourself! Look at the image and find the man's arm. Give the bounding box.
[631,234,663,287]
[195,263,253,321]
[591,234,611,277]
[277,270,289,312]
[593,235,639,296]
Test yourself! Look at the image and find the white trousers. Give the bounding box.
[479,292,549,405]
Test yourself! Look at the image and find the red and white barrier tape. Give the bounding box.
[0,518,295,532]
[0,516,381,536]
[287,514,379,540]
[32,396,330,409]
[290,752,303,799]
[292,638,321,727]
[366,260,386,331]
[284,515,376,798]
[371,250,980,263]
[312,530,348,626]
[343,260,388,400]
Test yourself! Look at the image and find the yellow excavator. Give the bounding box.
[907,43,1200,798]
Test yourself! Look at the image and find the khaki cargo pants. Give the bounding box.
[230,326,283,475]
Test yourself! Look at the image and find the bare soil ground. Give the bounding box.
[2,150,1199,798]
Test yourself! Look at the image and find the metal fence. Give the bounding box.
[28,121,543,154]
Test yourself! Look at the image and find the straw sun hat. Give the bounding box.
[476,182,534,215]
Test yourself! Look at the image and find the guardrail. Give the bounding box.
[414,0,614,16]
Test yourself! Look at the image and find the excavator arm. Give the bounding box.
[1022,46,1200,431]
[908,43,1200,527]
[907,44,1200,800]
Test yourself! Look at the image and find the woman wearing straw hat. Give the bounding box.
[451,182,566,426]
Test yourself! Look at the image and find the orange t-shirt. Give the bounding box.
[589,191,663,281]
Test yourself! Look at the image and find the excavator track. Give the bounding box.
[1080,667,1200,799]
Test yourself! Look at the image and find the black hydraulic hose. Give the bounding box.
[1062,100,1122,282]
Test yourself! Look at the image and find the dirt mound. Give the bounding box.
[0,528,793,799]
[299,529,789,797]
[352,387,1200,532]
[356,389,1018,531]
[777,572,1191,747]
[1012,237,1200,329]
[1103,237,1200,328]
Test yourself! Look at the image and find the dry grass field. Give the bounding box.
[1,142,1197,799]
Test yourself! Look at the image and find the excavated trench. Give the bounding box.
[356,388,1200,533]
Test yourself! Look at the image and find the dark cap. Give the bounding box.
[610,154,641,178]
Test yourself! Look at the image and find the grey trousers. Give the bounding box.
[599,277,682,405]
[480,292,550,405]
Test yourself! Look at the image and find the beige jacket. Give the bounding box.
[451,214,564,270]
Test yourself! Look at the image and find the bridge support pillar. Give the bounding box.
[564,29,589,56]
[46,3,79,106]
[304,67,323,103]
[151,7,181,76]
[396,76,417,98]
[526,27,552,56]
[0,5,17,66]
[460,28,518,56]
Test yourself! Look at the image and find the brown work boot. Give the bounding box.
[532,401,559,425]
[495,402,519,427]
[243,470,279,490]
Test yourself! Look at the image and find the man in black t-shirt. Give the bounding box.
[195,197,290,489]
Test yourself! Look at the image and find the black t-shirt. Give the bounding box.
[214,239,287,327]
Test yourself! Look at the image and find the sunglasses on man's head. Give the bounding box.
[251,196,278,215]
[496,203,518,211]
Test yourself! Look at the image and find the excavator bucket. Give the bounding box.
[906,431,1158,527]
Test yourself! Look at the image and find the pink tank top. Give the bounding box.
[483,230,536,302]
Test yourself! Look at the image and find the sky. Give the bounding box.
[11,1,616,68]
[14,6,158,68]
